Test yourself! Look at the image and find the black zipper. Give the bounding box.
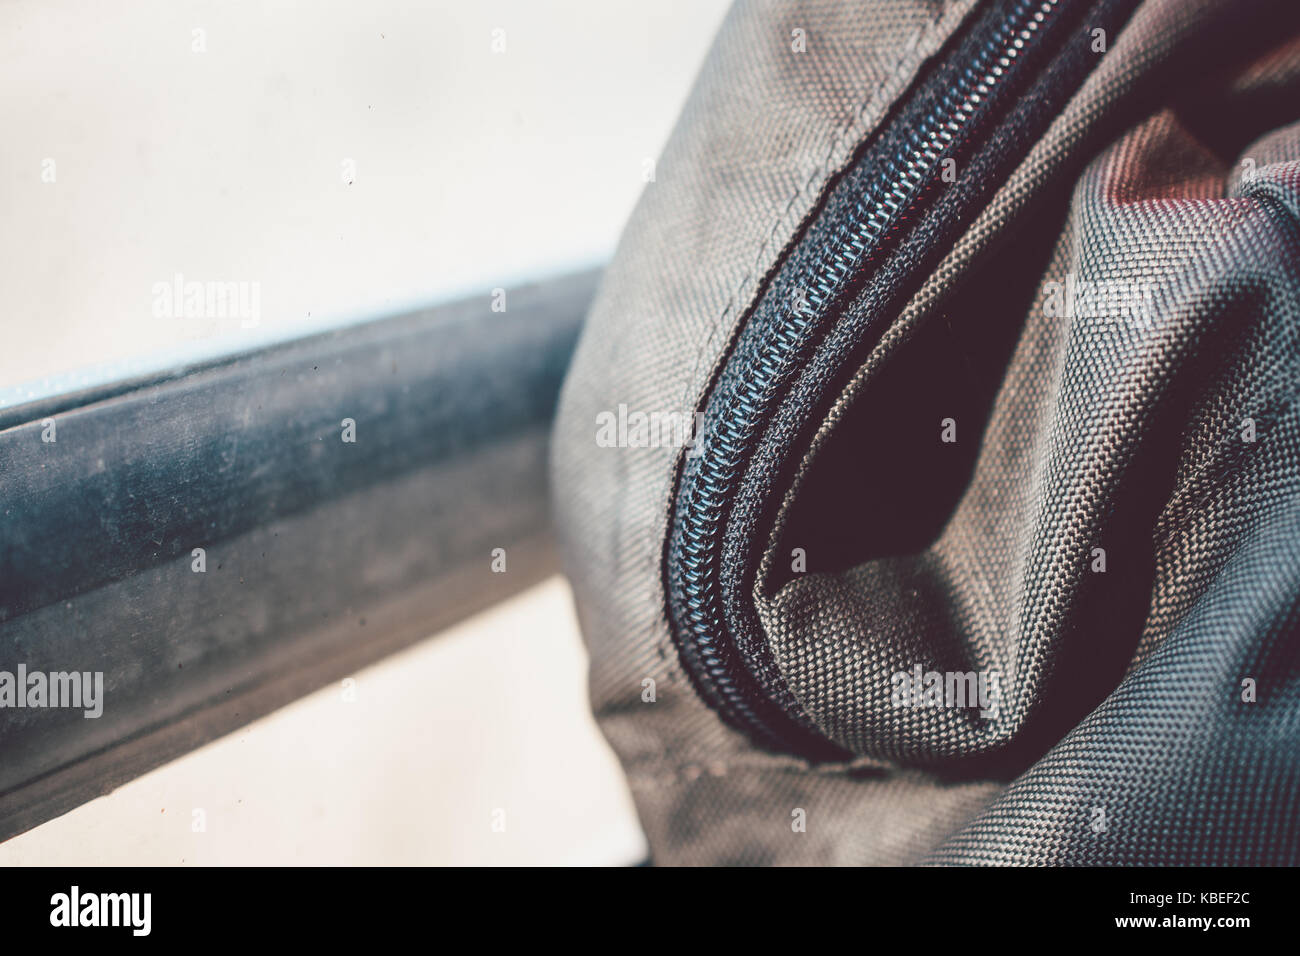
[665,0,1140,758]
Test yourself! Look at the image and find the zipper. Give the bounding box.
[665,0,1139,757]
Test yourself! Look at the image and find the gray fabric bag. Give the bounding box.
[552,0,1300,865]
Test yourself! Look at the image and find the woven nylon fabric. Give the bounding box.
[552,0,1300,865]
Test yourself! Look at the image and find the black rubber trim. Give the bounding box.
[0,269,597,842]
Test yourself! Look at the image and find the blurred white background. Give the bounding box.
[0,0,732,864]
[0,0,729,394]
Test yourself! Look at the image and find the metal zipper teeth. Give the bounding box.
[668,0,1064,750]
